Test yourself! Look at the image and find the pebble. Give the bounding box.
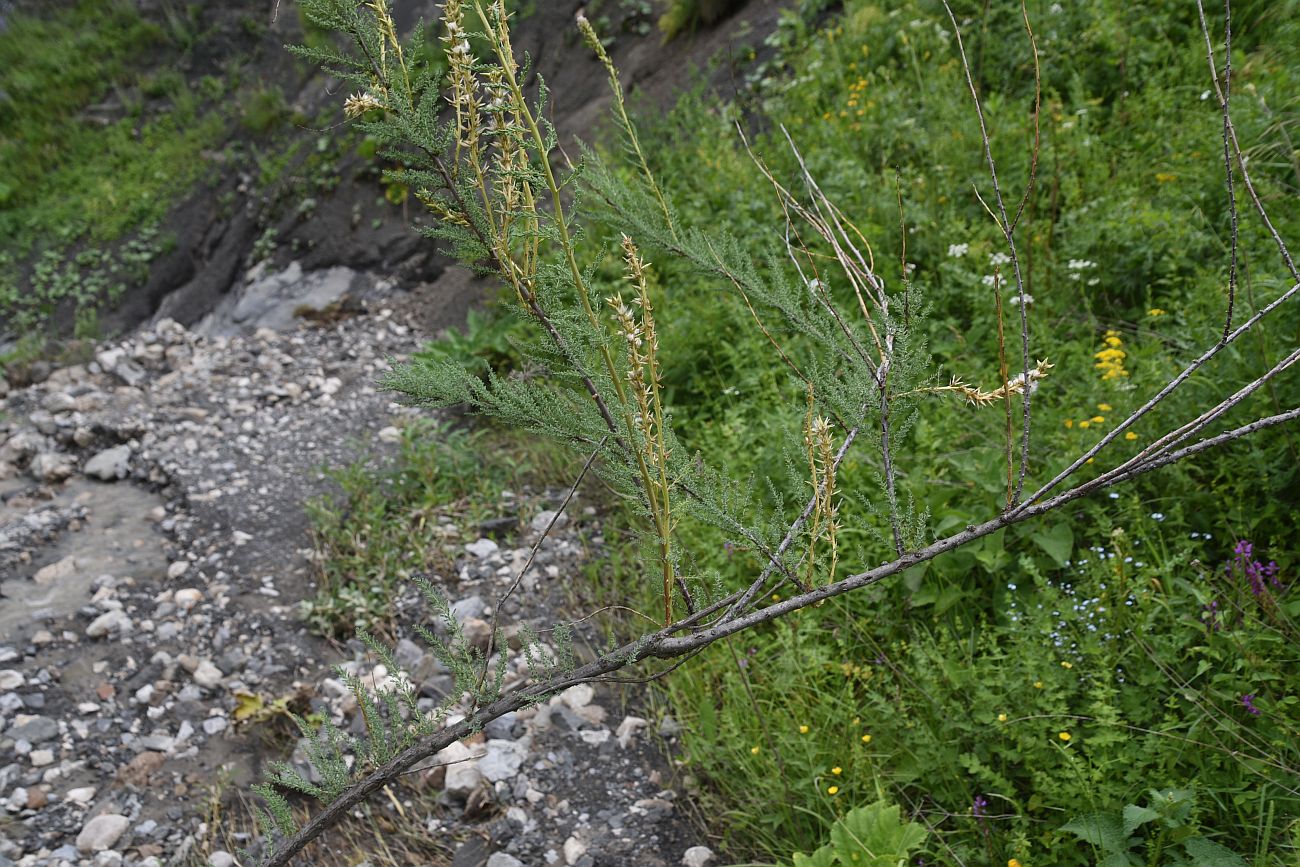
[65,786,97,806]
[174,588,203,610]
[0,671,24,690]
[562,836,587,865]
[85,610,132,638]
[191,661,223,688]
[465,538,500,559]
[437,741,483,799]
[76,813,130,852]
[83,445,132,481]
[208,852,236,867]
[33,555,79,586]
[682,846,716,867]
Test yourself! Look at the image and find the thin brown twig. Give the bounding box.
[475,436,607,701]
[942,1,1034,504]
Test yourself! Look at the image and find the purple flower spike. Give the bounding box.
[1241,694,1261,716]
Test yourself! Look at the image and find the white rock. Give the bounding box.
[191,661,223,689]
[563,836,587,865]
[166,561,190,579]
[477,739,527,782]
[34,555,79,586]
[29,749,53,767]
[560,683,594,710]
[616,716,648,749]
[682,846,716,867]
[83,445,132,481]
[31,452,75,482]
[578,729,610,746]
[65,786,97,806]
[487,855,525,867]
[531,509,569,534]
[465,538,499,559]
[85,610,131,638]
[173,588,202,610]
[0,670,26,690]
[378,426,401,443]
[435,741,483,799]
[208,851,236,867]
[76,812,130,852]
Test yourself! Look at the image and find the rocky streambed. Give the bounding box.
[0,266,715,867]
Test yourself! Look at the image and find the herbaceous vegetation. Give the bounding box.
[251,0,1300,864]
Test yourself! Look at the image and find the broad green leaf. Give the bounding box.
[791,845,837,867]
[1060,813,1129,852]
[1121,804,1160,838]
[828,801,928,865]
[1183,837,1248,867]
[1031,521,1074,568]
[1098,853,1140,867]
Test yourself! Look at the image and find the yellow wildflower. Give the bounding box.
[751,746,760,755]
[1091,416,1105,424]
[1079,421,1091,429]
[1009,860,1023,867]
[1125,431,1138,441]
[1064,419,1073,428]
[1148,308,1166,317]
[1097,403,1113,412]
[1059,731,1072,741]
[861,733,872,744]
[1095,330,1130,381]
[827,785,840,795]
[1033,681,1044,689]
[1060,661,1073,669]
[998,713,1008,722]
[831,766,842,776]
[799,725,810,734]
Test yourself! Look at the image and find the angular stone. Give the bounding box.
[31,452,75,483]
[8,716,58,744]
[477,739,527,783]
[191,661,223,688]
[682,846,716,867]
[76,813,130,852]
[436,741,482,799]
[86,610,131,638]
[465,538,499,559]
[33,556,79,586]
[84,445,132,481]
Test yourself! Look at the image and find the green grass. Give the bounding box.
[303,420,575,639]
[304,0,1300,862]
[481,0,1298,861]
[0,0,229,331]
[567,1,1300,862]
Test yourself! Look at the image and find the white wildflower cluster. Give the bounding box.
[989,252,1011,267]
[947,243,969,258]
[981,274,998,287]
[1008,293,1033,307]
[1067,258,1101,286]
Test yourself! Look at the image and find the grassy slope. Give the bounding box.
[301,0,1299,862]
[579,0,1300,863]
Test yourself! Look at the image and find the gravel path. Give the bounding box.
[0,266,714,867]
